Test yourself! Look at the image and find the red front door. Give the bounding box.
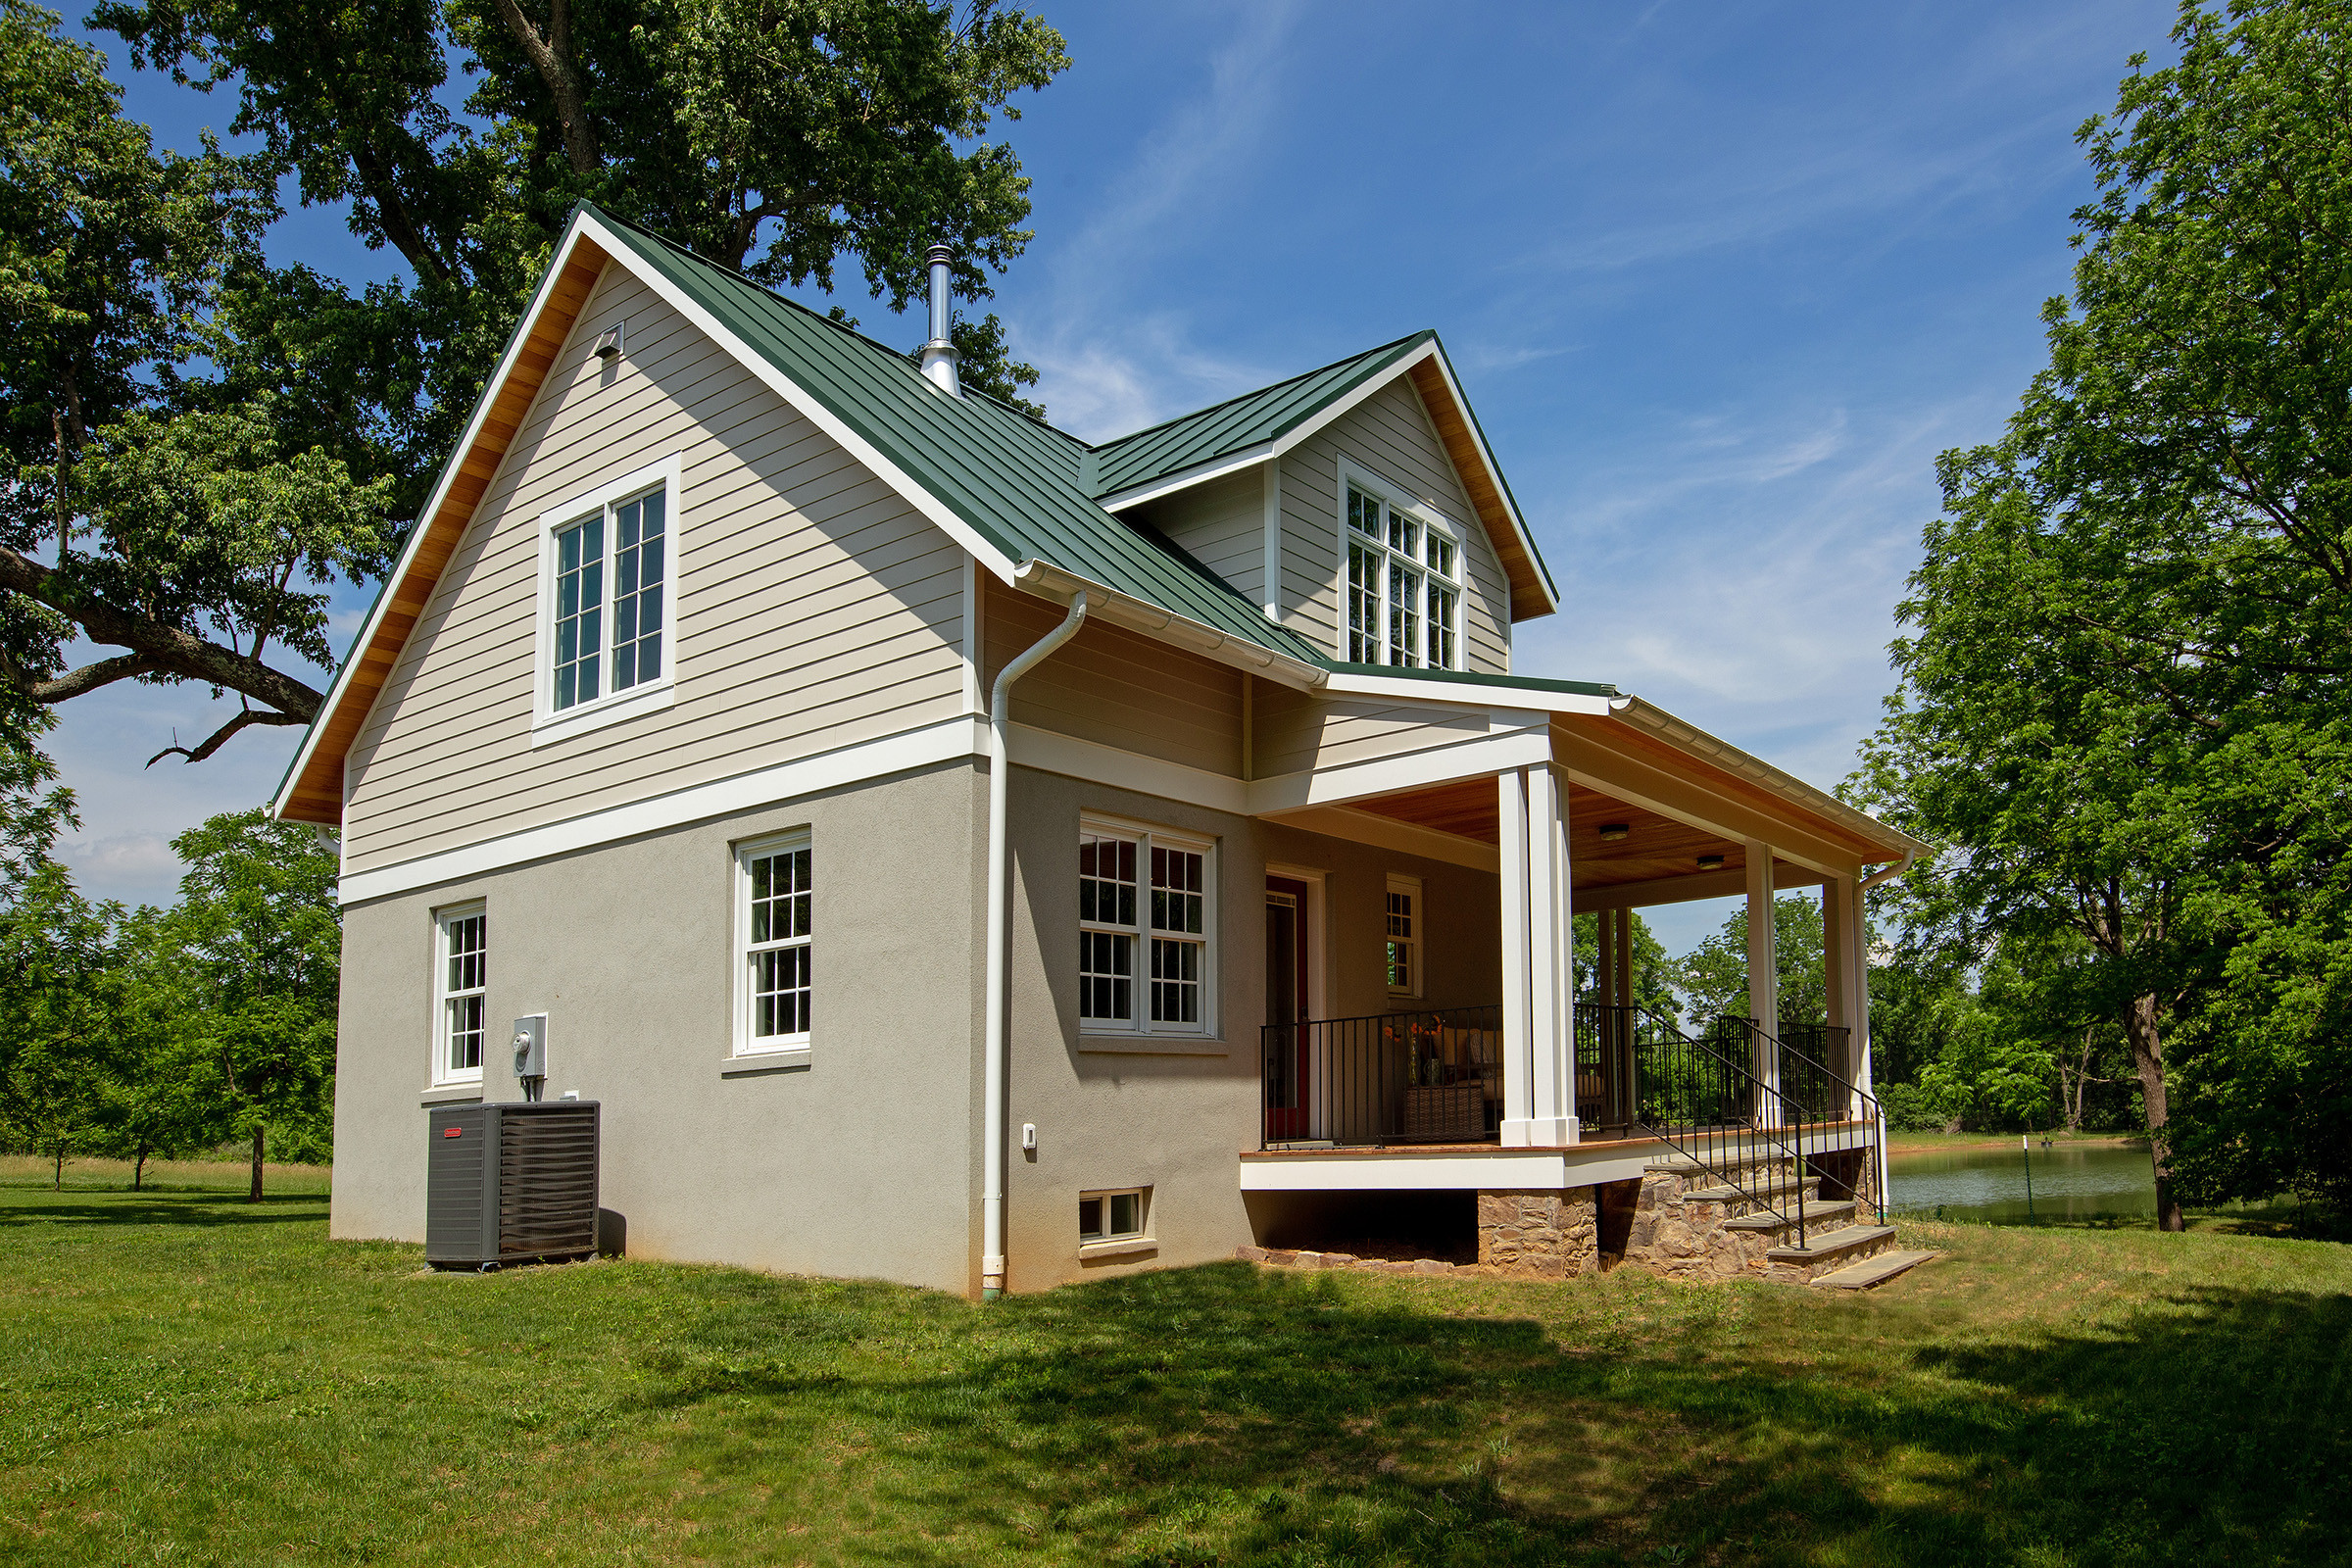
[1264,877,1311,1141]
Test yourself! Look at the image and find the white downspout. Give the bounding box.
[1854,850,1916,1219]
[982,589,1089,1300]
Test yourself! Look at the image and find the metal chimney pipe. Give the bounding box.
[919,242,959,396]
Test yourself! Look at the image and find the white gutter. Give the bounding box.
[1860,850,1917,892]
[1014,560,1327,690]
[981,589,1090,1300]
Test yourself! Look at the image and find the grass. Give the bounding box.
[0,1154,334,1195]
[1,1186,2347,1567]
[1886,1130,2142,1154]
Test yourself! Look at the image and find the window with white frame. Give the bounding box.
[1386,875,1422,997]
[737,834,812,1054]
[1079,1187,1149,1243]
[434,904,487,1084]
[1079,820,1213,1034]
[1344,480,1460,669]
[537,456,679,735]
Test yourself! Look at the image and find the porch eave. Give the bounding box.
[1238,1134,1674,1193]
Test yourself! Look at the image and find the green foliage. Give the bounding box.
[1569,909,1676,1013]
[1668,896,1828,1028]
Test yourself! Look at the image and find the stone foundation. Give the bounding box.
[1475,1189,1599,1277]
[1620,1168,1768,1280]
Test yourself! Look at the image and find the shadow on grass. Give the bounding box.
[0,1193,327,1229]
[634,1262,2351,1567]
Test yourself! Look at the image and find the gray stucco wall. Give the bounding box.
[331,760,984,1295]
[1003,765,1501,1292]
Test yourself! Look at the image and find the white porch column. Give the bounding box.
[1502,765,1577,1147]
[1498,769,1533,1136]
[1744,841,1779,1101]
[1849,877,1888,1203]
[1823,875,1852,1063]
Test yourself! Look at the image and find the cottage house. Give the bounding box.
[272,204,1926,1295]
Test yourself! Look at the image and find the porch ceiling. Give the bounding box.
[1352,778,1754,891]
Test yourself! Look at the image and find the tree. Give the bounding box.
[0,1,1068,764]
[1670,895,1830,1030]
[1858,0,2352,1226]
[1570,909,1677,1014]
[153,810,339,1200]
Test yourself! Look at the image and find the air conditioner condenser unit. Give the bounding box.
[426,1101,601,1271]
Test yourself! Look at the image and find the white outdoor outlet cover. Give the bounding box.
[1021,1123,1038,1151]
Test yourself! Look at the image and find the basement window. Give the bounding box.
[1079,1188,1149,1243]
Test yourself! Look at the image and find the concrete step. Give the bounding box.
[1767,1224,1897,1266]
[1812,1249,1938,1290]
[1723,1200,1854,1235]
[1687,1176,1820,1207]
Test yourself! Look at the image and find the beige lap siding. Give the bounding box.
[981,579,1246,778]
[1275,376,1513,675]
[1122,466,1265,608]
[1250,681,1492,780]
[341,261,969,876]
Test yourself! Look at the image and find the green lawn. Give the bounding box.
[2,1178,2347,1566]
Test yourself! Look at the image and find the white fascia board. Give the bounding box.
[1612,696,1926,860]
[1321,668,1616,714]
[1096,442,1274,513]
[1574,860,1826,914]
[573,214,1023,591]
[1245,726,1552,815]
[1005,723,1248,814]
[1014,560,1327,689]
[1255,804,1499,873]
[270,209,612,821]
[335,716,986,906]
[1237,1137,1674,1193]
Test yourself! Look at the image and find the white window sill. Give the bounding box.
[721,1047,810,1078]
[420,1082,483,1105]
[1078,1034,1227,1056]
[1078,1237,1157,1261]
[530,681,675,749]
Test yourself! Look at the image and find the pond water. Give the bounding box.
[1888,1140,2157,1224]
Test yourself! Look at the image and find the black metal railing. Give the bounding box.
[1261,1005,1503,1147]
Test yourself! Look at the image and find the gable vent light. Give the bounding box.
[591,322,623,362]
[1696,855,1726,871]
[1597,823,1629,843]
[919,242,960,396]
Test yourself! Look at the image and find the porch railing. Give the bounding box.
[1260,1005,1502,1147]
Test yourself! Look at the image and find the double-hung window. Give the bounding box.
[1344,477,1461,669]
[536,455,681,741]
[434,904,487,1085]
[1079,820,1214,1036]
[736,834,813,1055]
[1385,875,1422,997]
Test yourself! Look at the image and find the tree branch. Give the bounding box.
[489,0,600,174]
[147,708,304,767]
[0,547,325,724]
[0,645,160,703]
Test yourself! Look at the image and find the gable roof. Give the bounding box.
[270,204,1570,826]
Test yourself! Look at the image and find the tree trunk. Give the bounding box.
[134,1145,147,1192]
[53,1146,63,1191]
[2122,993,2184,1231]
[249,1124,265,1203]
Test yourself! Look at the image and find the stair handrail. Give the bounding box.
[1769,1025,1887,1226]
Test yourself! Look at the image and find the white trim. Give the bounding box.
[1613,698,1926,859]
[1077,1186,1152,1245]
[1237,1138,1678,1193]
[430,900,488,1088]
[271,213,618,818]
[530,452,683,744]
[1261,457,1281,622]
[733,829,814,1060]
[1014,560,1326,689]
[1245,726,1552,815]
[1076,815,1217,1040]
[337,716,986,906]
[1321,669,1615,714]
[1390,343,1557,616]
[1097,443,1274,513]
[1006,723,1248,813]
[1262,806,1499,874]
[1335,456,1464,670]
[1384,872,1424,999]
[1077,1236,1158,1260]
[960,555,983,714]
[1263,861,1329,1027]
[574,212,1024,588]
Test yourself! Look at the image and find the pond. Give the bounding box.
[1887,1139,2157,1224]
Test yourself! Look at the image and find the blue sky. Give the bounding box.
[54,0,2178,954]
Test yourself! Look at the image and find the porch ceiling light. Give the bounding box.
[1696,854,1726,871]
[1597,823,1630,842]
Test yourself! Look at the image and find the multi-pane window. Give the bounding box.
[1386,876,1421,997]
[1080,823,1213,1034]
[740,836,812,1052]
[1346,484,1461,669]
[547,478,669,716]
[435,905,487,1082]
[1079,1188,1149,1243]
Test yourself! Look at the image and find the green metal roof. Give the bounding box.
[592,210,1328,668]
[1085,332,1434,498]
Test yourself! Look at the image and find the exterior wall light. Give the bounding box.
[1696,855,1726,871]
[1597,823,1630,842]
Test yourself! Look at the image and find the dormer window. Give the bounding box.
[531,454,683,745]
[1345,480,1459,669]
